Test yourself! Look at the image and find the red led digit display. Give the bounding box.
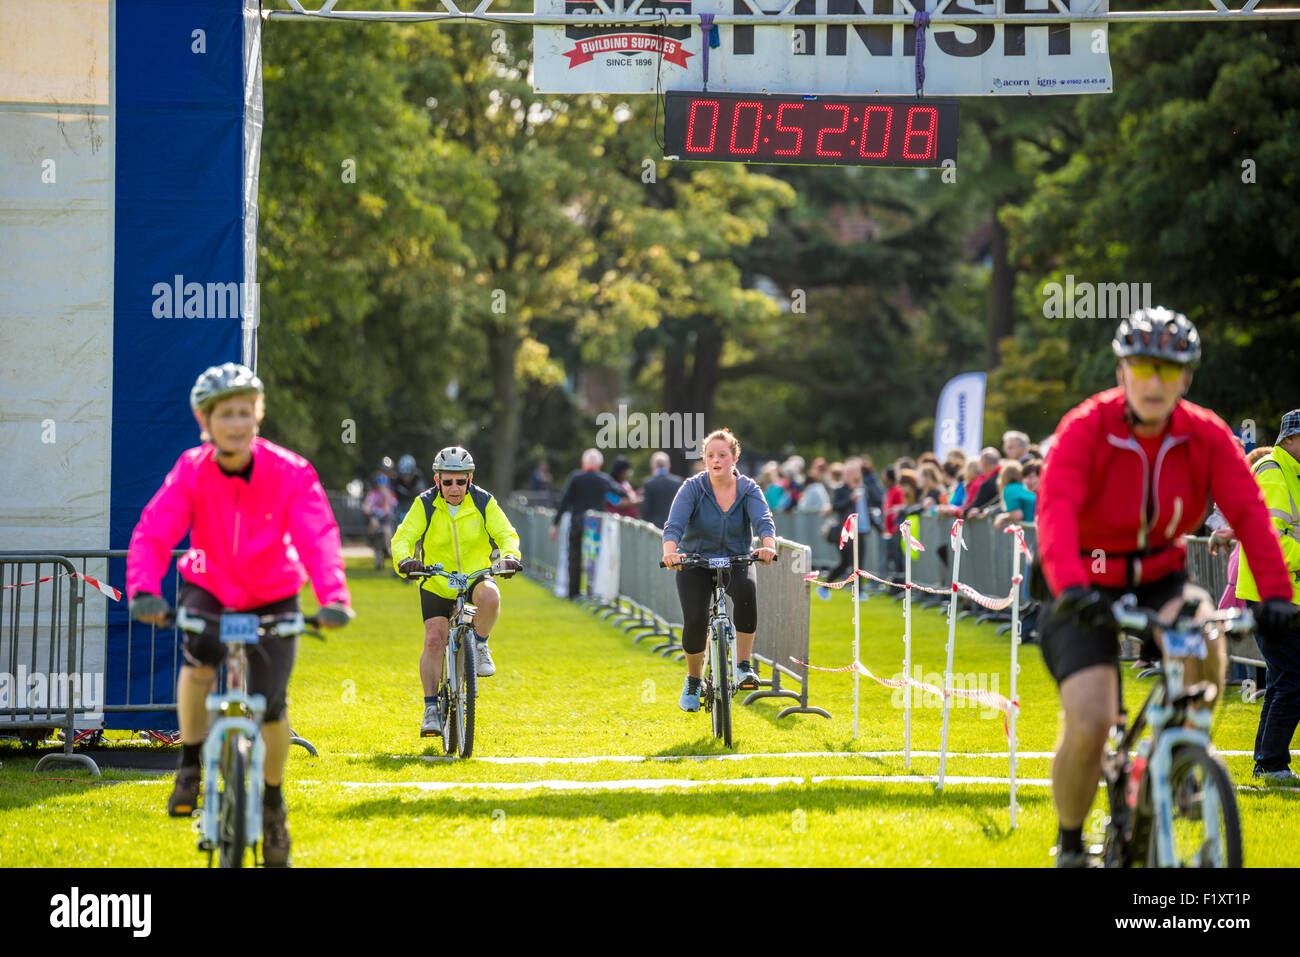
[666,92,958,168]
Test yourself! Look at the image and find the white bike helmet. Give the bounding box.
[433,446,474,473]
[190,362,263,413]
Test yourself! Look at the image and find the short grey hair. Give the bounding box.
[650,451,671,470]
[981,447,1001,468]
[1002,430,1029,449]
[582,448,604,468]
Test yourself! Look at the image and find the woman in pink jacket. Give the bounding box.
[127,362,353,867]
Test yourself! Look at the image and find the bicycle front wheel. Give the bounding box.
[456,630,478,759]
[218,738,247,869]
[711,623,733,749]
[1149,744,1242,868]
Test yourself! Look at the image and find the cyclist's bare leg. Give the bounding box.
[686,652,705,679]
[471,581,500,637]
[262,717,289,786]
[1154,585,1224,702]
[420,616,450,695]
[176,664,217,744]
[737,631,755,664]
[1052,662,1118,829]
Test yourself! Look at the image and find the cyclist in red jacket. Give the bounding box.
[1036,307,1297,867]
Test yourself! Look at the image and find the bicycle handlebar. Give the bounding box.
[167,608,326,641]
[660,551,778,570]
[1110,595,1255,639]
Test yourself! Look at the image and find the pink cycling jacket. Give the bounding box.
[127,437,351,611]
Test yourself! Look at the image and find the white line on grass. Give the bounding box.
[324,776,804,791]
[343,750,1058,763]
[339,748,1279,764]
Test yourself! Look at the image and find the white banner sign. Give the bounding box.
[533,0,1110,95]
[934,371,986,463]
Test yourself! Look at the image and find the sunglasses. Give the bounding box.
[1126,359,1185,383]
[440,476,469,487]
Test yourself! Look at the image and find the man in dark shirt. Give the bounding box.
[639,451,684,529]
[549,448,628,598]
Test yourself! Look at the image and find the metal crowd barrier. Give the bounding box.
[0,554,99,775]
[748,538,830,718]
[1184,536,1264,670]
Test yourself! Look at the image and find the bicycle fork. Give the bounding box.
[199,693,267,855]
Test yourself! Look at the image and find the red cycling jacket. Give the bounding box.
[1038,387,1292,599]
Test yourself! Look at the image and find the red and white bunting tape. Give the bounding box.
[0,571,121,601]
[791,656,1019,735]
[898,522,925,553]
[839,513,858,549]
[1005,524,1033,561]
[955,578,1023,611]
[951,518,968,551]
[804,572,857,590]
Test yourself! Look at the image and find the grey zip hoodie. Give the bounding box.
[662,469,776,557]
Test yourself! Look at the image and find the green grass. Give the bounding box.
[2,563,1297,867]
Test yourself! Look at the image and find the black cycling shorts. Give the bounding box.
[420,574,495,623]
[674,564,758,655]
[1039,571,1188,685]
[176,582,299,723]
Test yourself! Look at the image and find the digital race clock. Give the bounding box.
[664,92,958,168]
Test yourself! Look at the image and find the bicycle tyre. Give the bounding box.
[442,637,458,757]
[1100,759,1132,869]
[457,630,477,759]
[713,622,733,749]
[218,738,247,869]
[1149,744,1242,868]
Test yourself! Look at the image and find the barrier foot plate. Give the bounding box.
[290,736,319,757]
[743,689,800,705]
[34,751,101,777]
[775,705,832,720]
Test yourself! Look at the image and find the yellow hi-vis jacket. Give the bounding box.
[391,484,522,599]
[1236,445,1300,603]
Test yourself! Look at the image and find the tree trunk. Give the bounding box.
[489,322,520,494]
[986,138,1016,368]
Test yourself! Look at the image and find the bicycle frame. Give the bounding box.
[705,571,737,711]
[1104,598,1247,868]
[176,608,307,864]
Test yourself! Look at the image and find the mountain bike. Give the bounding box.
[171,607,321,868]
[660,552,773,749]
[1095,595,1252,868]
[407,564,494,758]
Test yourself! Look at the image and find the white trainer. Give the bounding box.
[476,640,496,677]
[420,702,442,737]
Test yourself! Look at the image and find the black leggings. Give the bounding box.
[177,583,299,723]
[674,565,757,655]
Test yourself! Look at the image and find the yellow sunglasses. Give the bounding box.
[1126,358,1186,383]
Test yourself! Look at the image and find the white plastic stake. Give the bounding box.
[1008,526,1025,830]
[903,533,913,772]
[852,518,860,741]
[937,518,964,791]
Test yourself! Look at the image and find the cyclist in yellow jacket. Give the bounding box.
[391,447,522,736]
[1235,411,1300,780]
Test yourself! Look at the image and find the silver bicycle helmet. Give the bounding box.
[1112,307,1201,368]
[432,446,475,473]
[190,362,264,413]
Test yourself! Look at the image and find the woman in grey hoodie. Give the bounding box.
[662,429,777,712]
